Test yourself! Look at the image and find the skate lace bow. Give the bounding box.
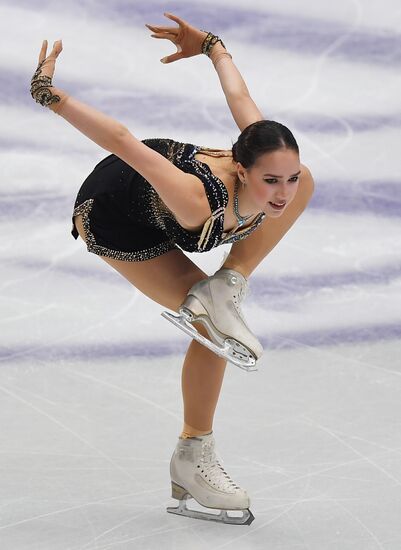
[200,439,240,492]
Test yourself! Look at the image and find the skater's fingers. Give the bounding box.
[160,50,184,64]
[49,39,63,58]
[150,33,177,41]
[145,23,178,32]
[39,40,48,64]
[163,12,188,27]
[39,39,62,66]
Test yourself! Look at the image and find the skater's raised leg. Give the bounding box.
[164,266,263,370]
[163,177,315,370]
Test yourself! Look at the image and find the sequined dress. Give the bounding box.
[71,137,266,261]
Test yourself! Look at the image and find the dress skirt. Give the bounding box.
[71,153,179,262]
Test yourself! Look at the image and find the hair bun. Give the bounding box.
[231,120,299,169]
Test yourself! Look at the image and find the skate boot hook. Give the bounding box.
[161,267,264,371]
[167,431,255,525]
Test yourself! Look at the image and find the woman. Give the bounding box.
[30,12,314,525]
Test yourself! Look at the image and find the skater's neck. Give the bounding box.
[224,159,262,220]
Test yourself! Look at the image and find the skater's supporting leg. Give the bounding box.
[220,175,314,278]
[73,214,228,439]
[180,321,227,439]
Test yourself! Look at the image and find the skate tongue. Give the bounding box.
[213,268,248,300]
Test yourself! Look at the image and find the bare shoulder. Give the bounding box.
[300,163,314,181]
[299,163,315,199]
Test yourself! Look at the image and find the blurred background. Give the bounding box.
[1,1,401,548]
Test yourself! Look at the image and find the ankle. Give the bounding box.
[180,422,213,439]
[218,264,250,280]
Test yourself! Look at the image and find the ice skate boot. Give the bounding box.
[161,268,263,371]
[166,431,255,525]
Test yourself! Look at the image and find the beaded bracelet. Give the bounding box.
[200,30,227,57]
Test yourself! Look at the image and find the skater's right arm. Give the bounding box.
[207,43,265,133]
[30,40,127,152]
[30,40,208,226]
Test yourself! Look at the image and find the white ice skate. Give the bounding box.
[161,267,263,371]
[167,431,255,525]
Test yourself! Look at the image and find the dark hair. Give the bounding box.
[231,120,299,168]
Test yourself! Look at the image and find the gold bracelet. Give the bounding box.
[200,31,227,57]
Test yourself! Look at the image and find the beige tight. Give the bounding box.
[180,321,227,438]
[73,213,230,440]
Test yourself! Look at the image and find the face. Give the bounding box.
[237,148,301,216]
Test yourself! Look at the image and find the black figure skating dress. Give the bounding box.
[71,138,267,261]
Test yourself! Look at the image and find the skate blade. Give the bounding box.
[166,498,255,526]
[161,310,258,372]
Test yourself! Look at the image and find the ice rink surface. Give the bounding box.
[1,0,401,548]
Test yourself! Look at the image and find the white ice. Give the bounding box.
[1,0,401,548]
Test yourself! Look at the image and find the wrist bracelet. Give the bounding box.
[200,30,227,57]
[30,58,61,108]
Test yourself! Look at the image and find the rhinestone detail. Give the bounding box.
[71,138,267,261]
[72,199,178,261]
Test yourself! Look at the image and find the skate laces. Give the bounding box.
[215,268,248,302]
[231,273,248,302]
[229,275,248,322]
[199,438,241,493]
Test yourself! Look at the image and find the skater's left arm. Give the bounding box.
[208,42,265,133]
[144,13,264,133]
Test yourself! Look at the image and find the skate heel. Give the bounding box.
[171,481,190,500]
[179,294,208,320]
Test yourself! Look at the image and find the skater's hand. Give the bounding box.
[145,12,208,64]
[30,39,63,107]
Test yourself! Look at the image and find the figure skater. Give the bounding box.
[30,11,314,525]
